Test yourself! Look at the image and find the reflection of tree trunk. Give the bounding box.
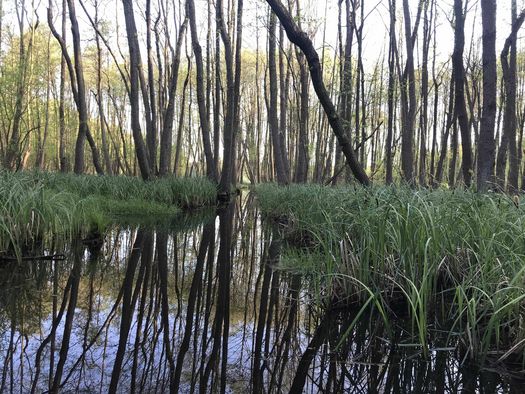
[198,223,216,389]
[252,241,272,392]
[202,203,234,393]
[289,311,336,393]
[275,274,301,392]
[252,232,281,393]
[50,239,83,392]
[108,230,146,393]
[157,232,175,387]
[130,234,153,394]
[172,222,215,391]
[0,314,15,393]
[31,263,73,393]
[76,257,97,390]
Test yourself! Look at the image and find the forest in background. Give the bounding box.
[0,0,522,193]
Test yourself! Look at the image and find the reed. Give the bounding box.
[256,183,525,364]
[0,171,217,259]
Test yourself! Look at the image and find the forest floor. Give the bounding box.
[256,183,525,366]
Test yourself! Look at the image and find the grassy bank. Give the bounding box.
[0,171,216,258]
[256,183,525,365]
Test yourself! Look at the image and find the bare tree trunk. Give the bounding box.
[279,25,291,180]
[419,0,433,186]
[58,0,67,172]
[293,1,309,183]
[48,0,104,174]
[145,0,157,173]
[453,0,473,187]
[159,19,188,176]
[400,0,417,184]
[94,0,112,175]
[385,0,396,184]
[435,77,455,185]
[4,0,28,170]
[477,0,497,191]
[266,0,369,185]
[122,0,151,180]
[187,0,217,181]
[68,0,103,174]
[500,3,525,192]
[217,0,240,197]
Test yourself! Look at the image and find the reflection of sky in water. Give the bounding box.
[0,200,522,393]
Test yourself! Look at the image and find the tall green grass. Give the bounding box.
[256,183,525,364]
[35,171,216,209]
[0,171,217,259]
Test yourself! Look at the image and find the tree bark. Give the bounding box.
[159,19,188,176]
[216,0,239,197]
[452,0,473,187]
[187,0,217,181]
[499,3,525,192]
[400,0,417,184]
[122,0,151,180]
[266,0,369,186]
[477,0,497,191]
[386,0,396,184]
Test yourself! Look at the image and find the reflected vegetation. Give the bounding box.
[0,194,523,393]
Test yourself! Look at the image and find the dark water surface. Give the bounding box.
[0,194,523,393]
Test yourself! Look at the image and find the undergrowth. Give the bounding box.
[256,183,525,366]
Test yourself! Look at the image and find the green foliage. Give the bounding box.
[256,183,525,363]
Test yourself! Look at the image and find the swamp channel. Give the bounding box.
[0,193,523,393]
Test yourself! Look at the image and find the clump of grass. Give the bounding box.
[256,183,525,365]
[34,171,217,209]
[0,171,217,259]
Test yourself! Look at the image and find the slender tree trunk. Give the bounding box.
[279,25,291,180]
[452,0,473,187]
[266,0,369,185]
[159,19,188,176]
[217,0,241,197]
[419,0,432,186]
[95,0,112,175]
[386,0,396,184]
[477,0,497,191]
[58,0,67,172]
[401,0,417,184]
[294,1,309,183]
[4,0,28,170]
[67,0,103,174]
[122,0,151,180]
[500,3,525,192]
[187,0,217,181]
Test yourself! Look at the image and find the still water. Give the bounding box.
[0,194,522,393]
